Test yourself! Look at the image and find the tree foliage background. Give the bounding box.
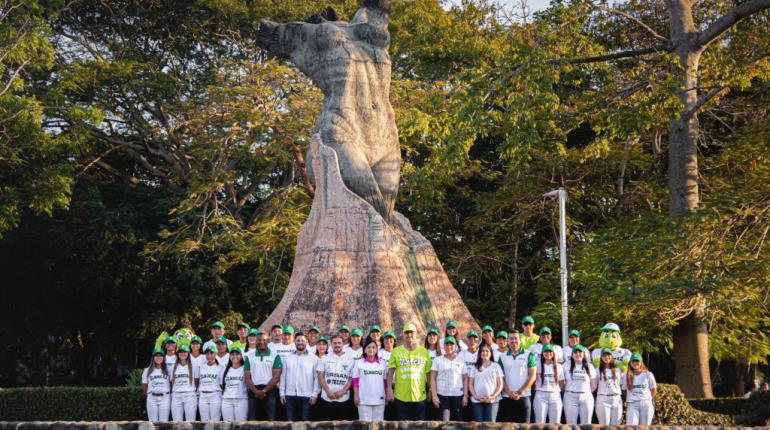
[0,0,768,390]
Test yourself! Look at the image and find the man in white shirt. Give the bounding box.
[202,321,232,352]
[272,325,297,360]
[498,331,536,423]
[317,335,355,420]
[280,332,320,421]
[267,323,283,351]
[307,325,321,355]
[244,331,282,421]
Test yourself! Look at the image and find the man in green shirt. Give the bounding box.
[520,316,539,350]
[386,322,432,420]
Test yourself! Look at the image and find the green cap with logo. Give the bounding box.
[630,352,643,362]
[369,325,382,333]
[444,336,457,345]
[402,322,417,333]
[338,325,350,333]
[178,344,190,353]
[496,330,508,339]
[152,348,164,356]
[229,346,242,354]
[164,336,177,344]
[571,344,587,353]
[317,336,329,344]
[247,328,259,336]
[237,322,250,329]
[283,325,295,335]
[466,331,479,338]
[383,331,396,339]
[191,336,202,344]
[210,321,225,329]
[542,344,555,353]
[601,348,613,356]
[271,323,283,331]
[481,325,494,333]
[568,329,581,337]
[204,346,217,354]
[539,326,552,335]
[427,327,439,335]
[601,323,621,332]
[309,325,321,333]
[522,315,535,325]
[215,336,228,344]
[445,321,457,329]
[351,328,363,337]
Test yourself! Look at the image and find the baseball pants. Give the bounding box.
[221,397,248,421]
[564,391,594,424]
[357,404,385,420]
[533,391,562,424]
[626,399,655,425]
[171,391,197,421]
[198,391,222,421]
[595,394,622,425]
[146,393,171,421]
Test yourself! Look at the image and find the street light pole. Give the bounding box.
[543,188,569,347]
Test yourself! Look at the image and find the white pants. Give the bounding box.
[146,393,171,421]
[564,391,594,424]
[221,397,248,421]
[626,400,655,425]
[198,391,222,421]
[358,404,385,421]
[595,394,623,425]
[171,391,198,421]
[533,391,562,424]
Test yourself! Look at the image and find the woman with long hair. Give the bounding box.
[221,347,248,421]
[142,348,171,421]
[533,344,564,423]
[468,343,503,422]
[624,353,657,425]
[315,337,329,358]
[563,345,596,424]
[378,331,396,362]
[170,345,198,421]
[198,346,224,421]
[353,338,388,420]
[344,328,363,359]
[595,348,623,425]
[424,328,442,359]
[190,336,206,371]
[442,321,467,352]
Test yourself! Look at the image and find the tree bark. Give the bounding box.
[672,302,713,398]
[507,242,519,331]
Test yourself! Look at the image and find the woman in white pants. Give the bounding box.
[221,346,249,421]
[533,344,564,423]
[563,345,596,424]
[353,338,388,420]
[142,348,171,421]
[198,346,224,421]
[170,345,199,420]
[595,348,623,425]
[624,353,657,425]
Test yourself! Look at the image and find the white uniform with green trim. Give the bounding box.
[623,371,656,425]
[142,366,171,421]
[197,361,224,421]
[170,362,198,421]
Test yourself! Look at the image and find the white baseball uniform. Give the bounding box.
[595,367,624,425]
[142,366,171,421]
[197,361,224,421]
[170,362,198,421]
[563,362,596,424]
[624,371,657,425]
[533,362,564,424]
[221,365,248,421]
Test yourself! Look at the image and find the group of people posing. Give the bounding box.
[142,317,657,425]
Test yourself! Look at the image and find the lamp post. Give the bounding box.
[543,188,569,347]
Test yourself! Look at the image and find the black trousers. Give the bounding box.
[317,397,351,420]
[498,396,532,423]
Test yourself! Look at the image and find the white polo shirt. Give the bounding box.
[498,348,536,397]
[244,348,282,386]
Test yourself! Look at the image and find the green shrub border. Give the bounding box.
[689,397,748,416]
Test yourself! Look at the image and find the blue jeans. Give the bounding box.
[248,384,277,420]
[285,395,312,421]
[471,401,500,422]
[394,399,427,420]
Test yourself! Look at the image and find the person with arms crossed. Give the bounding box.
[468,343,504,422]
[623,353,657,425]
[197,346,224,421]
[244,331,282,421]
[386,322,432,420]
[317,335,355,420]
[497,330,536,423]
[430,336,467,421]
[353,337,389,420]
[221,346,249,421]
[595,348,623,425]
[563,345,596,424]
[280,332,321,421]
[143,348,171,421]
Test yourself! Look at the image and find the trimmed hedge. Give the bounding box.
[689,397,748,416]
[653,384,733,426]
[736,391,770,426]
[0,387,144,421]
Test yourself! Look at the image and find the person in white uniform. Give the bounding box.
[163,337,177,369]
[498,330,536,423]
[481,326,497,352]
[527,327,564,364]
[280,332,321,421]
[189,336,206,373]
[532,344,564,424]
[202,321,232,352]
[197,346,224,421]
[344,328,364,360]
[215,337,230,367]
[353,337,388,420]
[378,331,396,362]
[170,344,198,421]
[318,335,355,420]
[307,325,321,355]
[562,345,596,424]
[468,343,504,422]
[562,329,581,369]
[430,336,467,421]
[425,327,442,359]
[142,348,171,421]
[493,331,508,362]
[273,325,298,360]
[595,348,623,425]
[221,346,249,421]
[441,321,468,352]
[624,352,657,425]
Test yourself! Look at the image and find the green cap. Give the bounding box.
[601,323,621,332]
[466,331,479,338]
[309,325,321,333]
[237,322,250,329]
[539,327,552,335]
[317,336,329,344]
[164,336,177,344]
[215,336,228,344]
[630,352,643,362]
[481,325,494,333]
[403,322,417,333]
[444,336,457,345]
[229,346,242,354]
[601,348,613,356]
[522,315,535,325]
[271,323,283,331]
[178,345,190,353]
[369,325,382,333]
[568,329,581,337]
[152,348,165,356]
[383,331,396,339]
[283,325,295,335]
[445,321,457,329]
[542,344,555,353]
[204,346,217,354]
[191,336,202,344]
[427,327,439,335]
[351,328,363,337]
[210,321,225,329]
[338,325,350,333]
[247,328,259,336]
[496,330,508,339]
[571,345,587,353]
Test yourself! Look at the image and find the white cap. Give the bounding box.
[601,323,621,332]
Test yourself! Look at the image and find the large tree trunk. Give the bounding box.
[507,242,519,331]
[666,0,713,399]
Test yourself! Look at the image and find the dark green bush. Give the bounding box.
[653,383,733,425]
[735,391,770,426]
[689,397,748,416]
[0,387,144,421]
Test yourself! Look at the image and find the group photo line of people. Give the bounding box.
[142,316,656,424]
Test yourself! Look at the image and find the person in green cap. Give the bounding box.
[494,331,508,361]
[221,346,248,420]
[243,328,259,355]
[563,344,596,425]
[520,316,539,350]
[345,328,364,359]
[163,336,178,368]
[142,348,171,421]
[272,325,297,360]
[624,353,657,425]
[533,344,564,423]
[215,337,230,367]
[459,331,480,372]
[442,321,468,352]
[563,329,582,369]
[386,322,432,420]
[481,325,496,351]
[424,327,442,359]
[190,336,206,371]
[498,330,536,423]
[430,336,468,421]
[367,325,382,348]
[338,325,351,344]
[198,345,224,421]
[529,327,564,364]
[595,348,622,425]
[268,323,283,350]
[378,330,396,362]
[170,344,198,421]
[203,321,231,353]
[231,322,250,351]
[307,325,321,355]
[315,336,329,358]
[244,330,282,421]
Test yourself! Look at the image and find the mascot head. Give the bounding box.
[173,328,195,348]
[598,323,623,350]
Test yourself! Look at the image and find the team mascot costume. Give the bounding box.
[154,328,196,350]
[591,323,632,372]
